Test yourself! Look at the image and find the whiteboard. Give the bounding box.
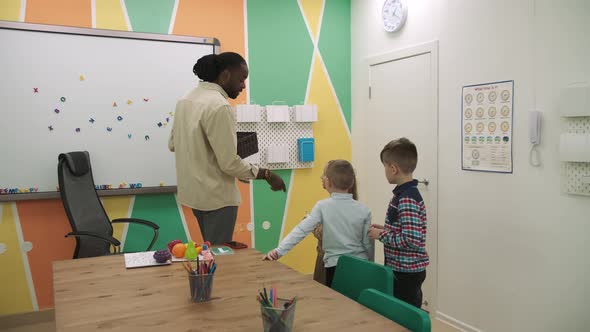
[0,22,218,199]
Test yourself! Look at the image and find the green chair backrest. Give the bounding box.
[358,288,431,332]
[330,255,393,301]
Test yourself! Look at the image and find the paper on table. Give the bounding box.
[124,251,171,269]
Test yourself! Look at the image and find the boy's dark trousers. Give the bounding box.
[393,270,426,308]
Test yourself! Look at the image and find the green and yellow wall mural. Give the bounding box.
[0,0,350,315]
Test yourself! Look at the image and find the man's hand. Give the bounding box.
[370,224,385,230]
[256,168,286,192]
[267,171,286,192]
[368,226,383,240]
[262,249,280,261]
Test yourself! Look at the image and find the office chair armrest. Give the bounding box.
[65,231,121,253]
[111,218,159,251]
[111,218,159,230]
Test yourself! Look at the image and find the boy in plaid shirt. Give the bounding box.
[368,138,429,308]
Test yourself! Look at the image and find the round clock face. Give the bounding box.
[382,0,408,32]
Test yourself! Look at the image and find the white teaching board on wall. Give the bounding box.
[0,21,219,200]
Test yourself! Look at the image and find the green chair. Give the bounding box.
[358,288,431,332]
[330,255,393,301]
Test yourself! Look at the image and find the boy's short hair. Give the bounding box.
[325,160,356,191]
[380,138,418,174]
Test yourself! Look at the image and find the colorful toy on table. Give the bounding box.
[153,249,171,263]
[201,244,214,261]
[185,241,198,260]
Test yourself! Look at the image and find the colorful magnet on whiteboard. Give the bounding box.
[128,134,132,139]
[143,98,149,102]
[89,118,95,124]
[157,122,163,127]
[34,187,38,192]
[159,182,164,187]
[169,112,174,116]
[107,127,112,132]
[33,88,39,93]
[127,99,132,105]
[75,128,80,133]
[166,117,170,123]
[113,102,117,107]
[163,123,167,128]
[79,75,85,81]
[60,97,66,102]
[117,115,123,121]
[54,108,60,114]
[48,125,53,131]
[144,135,150,141]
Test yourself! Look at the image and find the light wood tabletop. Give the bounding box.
[53,249,405,331]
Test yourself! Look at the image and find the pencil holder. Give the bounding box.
[260,298,296,332]
[188,273,214,302]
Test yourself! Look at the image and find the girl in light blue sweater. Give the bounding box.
[263,160,374,287]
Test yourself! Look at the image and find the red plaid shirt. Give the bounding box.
[379,180,429,272]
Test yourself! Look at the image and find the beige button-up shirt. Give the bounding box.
[169,82,258,211]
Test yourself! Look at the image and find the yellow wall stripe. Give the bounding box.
[95,0,129,30]
[0,202,34,314]
[299,0,324,41]
[0,0,21,21]
[280,52,352,273]
[101,196,133,250]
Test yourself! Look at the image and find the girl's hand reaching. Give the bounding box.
[262,249,280,261]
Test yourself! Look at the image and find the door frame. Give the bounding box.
[366,40,439,312]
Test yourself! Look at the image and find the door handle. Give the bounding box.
[417,179,429,186]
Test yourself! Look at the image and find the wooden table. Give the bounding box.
[53,249,405,331]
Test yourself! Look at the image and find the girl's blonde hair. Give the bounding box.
[324,160,358,200]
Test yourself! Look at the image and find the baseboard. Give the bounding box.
[0,309,54,329]
[435,311,482,332]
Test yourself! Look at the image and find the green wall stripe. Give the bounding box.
[124,0,175,34]
[252,170,292,253]
[318,0,351,130]
[247,0,313,105]
[124,193,187,252]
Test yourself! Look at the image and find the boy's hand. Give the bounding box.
[368,226,383,240]
[370,224,385,229]
[262,249,280,261]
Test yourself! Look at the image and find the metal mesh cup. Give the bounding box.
[260,298,296,332]
[188,273,214,302]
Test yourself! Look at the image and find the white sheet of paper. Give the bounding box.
[124,251,171,269]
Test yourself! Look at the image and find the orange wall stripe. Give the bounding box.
[172,0,247,106]
[25,0,92,27]
[181,205,204,244]
[16,199,75,310]
[233,181,252,247]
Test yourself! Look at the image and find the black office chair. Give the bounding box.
[58,151,159,258]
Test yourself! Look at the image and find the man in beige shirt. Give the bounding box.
[169,52,285,245]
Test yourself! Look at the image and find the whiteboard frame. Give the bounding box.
[0,21,219,201]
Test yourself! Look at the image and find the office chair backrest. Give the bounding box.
[58,151,113,258]
[358,288,431,332]
[331,255,394,301]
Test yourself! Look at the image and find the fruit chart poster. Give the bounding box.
[462,80,514,173]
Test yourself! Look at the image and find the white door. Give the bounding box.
[365,42,438,312]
